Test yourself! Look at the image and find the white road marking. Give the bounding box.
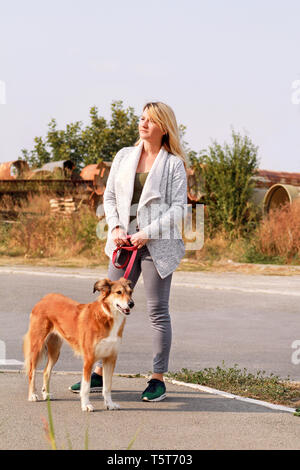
[0,267,299,296]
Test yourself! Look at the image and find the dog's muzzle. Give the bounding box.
[117,299,135,315]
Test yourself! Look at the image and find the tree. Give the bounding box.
[21,101,140,169]
[179,124,197,164]
[196,129,260,238]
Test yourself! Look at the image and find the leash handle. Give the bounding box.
[112,235,138,279]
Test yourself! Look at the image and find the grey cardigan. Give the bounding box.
[103,141,187,279]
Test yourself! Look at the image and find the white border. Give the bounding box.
[165,377,297,414]
[0,369,297,413]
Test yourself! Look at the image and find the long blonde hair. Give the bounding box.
[135,102,188,169]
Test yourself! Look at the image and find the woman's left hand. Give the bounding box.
[130,230,148,249]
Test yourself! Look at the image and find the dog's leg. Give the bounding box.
[28,366,39,402]
[24,329,47,402]
[102,356,119,410]
[42,334,63,400]
[80,360,94,412]
[28,345,44,401]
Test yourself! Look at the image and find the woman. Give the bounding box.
[70,101,187,401]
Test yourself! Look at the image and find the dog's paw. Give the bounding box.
[105,401,120,410]
[42,391,53,401]
[81,403,94,412]
[28,394,39,402]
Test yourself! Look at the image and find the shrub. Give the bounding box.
[255,201,300,264]
[193,130,260,239]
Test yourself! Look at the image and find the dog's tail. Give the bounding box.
[23,313,47,376]
[23,331,31,376]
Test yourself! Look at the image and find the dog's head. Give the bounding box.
[93,277,134,316]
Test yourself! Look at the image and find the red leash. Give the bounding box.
[112,235,138,279]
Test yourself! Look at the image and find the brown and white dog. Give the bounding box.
[23,277,134,412]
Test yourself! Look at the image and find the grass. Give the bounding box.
[256,202,300,263]
[42,395,91,450]
[240,244,287,265]
[166,363,300,409]
[0,192,108,262]
[42,397,57,450]
[0,194,300,271]
[42,395,139,450]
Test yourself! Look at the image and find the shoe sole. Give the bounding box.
[68,387,102,394]
[142,393,167,402]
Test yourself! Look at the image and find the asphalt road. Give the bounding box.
[1,371,300,451]
[1,265,300,381]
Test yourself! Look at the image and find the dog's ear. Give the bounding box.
[93,279,112,296]
[119,277,132,288]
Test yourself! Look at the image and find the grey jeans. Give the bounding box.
[95,245,173,373]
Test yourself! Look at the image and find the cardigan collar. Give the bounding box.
[117,140,169,215]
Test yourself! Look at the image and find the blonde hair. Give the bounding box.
[135,101,188,169]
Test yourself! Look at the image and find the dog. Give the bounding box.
[23,277,134,412]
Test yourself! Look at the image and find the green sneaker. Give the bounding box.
[142,379,166,402]
[68,372,103,394]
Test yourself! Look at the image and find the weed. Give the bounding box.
[42,396,57,450]
[42,395,139,450]
[167,362,300,407]
[255,201,300,264]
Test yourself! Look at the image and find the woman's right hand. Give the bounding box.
[111,226,131,246]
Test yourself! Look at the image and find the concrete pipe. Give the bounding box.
[263,184,300,214]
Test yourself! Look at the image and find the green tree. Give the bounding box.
[196,129,260,238]
[179,124,197,164]
[47,119,84,168]
[21,101,140,169]
[21,136,51,168]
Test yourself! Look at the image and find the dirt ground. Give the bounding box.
[0,255,300,276]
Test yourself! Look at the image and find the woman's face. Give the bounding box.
[138,109,165,145]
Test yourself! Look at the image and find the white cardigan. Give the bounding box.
[103,141,187,278]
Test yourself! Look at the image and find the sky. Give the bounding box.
[0,0,300,172]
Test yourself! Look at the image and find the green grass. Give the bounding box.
[166,363,300,408]
[240,243,286,265]
[42,395,139,450]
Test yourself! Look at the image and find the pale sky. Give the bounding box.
[0,0,300,171]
